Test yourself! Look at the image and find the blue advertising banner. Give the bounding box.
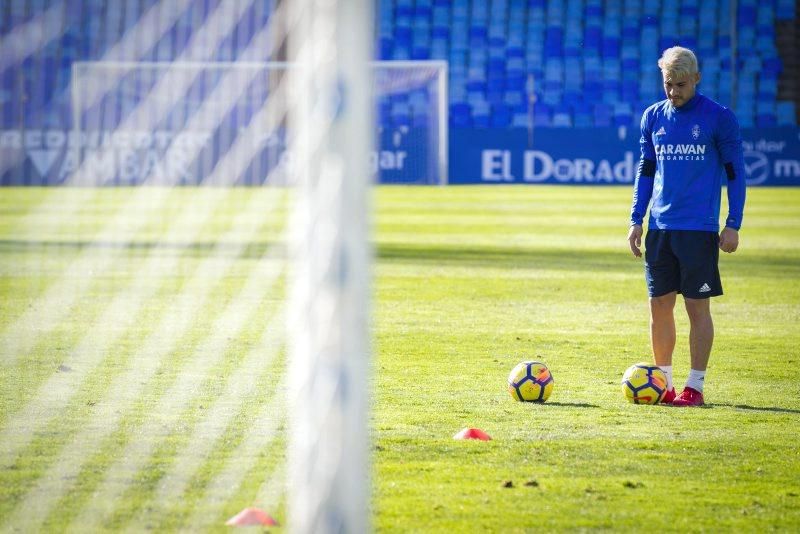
[0,125,433,186]
[449,127,800,186]
[2,126,799,186]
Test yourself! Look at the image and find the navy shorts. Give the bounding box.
[644,230,722,299]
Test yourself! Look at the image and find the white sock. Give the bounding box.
[658,365,674,390]
[686,369,706,392]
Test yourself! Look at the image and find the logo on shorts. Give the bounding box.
[655,126,666,136]
[692,124,701,139]
[699,283,711,293]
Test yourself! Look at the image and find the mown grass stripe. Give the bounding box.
[68,301,285,533]
[140,310,285,521]
[1,190,286,532]
[183,382,287,531]
[0,187,187,366]
[0,188,243,464]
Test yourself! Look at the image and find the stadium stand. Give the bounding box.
[0,0,274,131]
[375,0,800,128]
[0,0,797,132]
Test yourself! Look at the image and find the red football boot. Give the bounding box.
[672,387,704,407]
[660,388,676,405]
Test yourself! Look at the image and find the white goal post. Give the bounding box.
[285,0,372,532]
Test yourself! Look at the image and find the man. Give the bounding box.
[627,46,746,407]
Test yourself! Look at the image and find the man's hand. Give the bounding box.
[719,227,739,253]
[628,224,643,257]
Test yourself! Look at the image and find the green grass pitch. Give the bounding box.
[1,185,799,532]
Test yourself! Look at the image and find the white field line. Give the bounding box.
[0,0,270,365]
[74,306,286,532]
[1,204,287,533]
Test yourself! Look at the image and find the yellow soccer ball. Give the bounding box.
[621,362,667,404]
[508,361,554,402]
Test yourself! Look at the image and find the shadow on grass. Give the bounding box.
[3,239,798,277]
[378,242,631,273]
[377,242,800,276]
[0,239,285,259]
[712,403,800,415]
[539,401,601,408]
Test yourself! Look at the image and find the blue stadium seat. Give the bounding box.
[491,103,512,127]
[613,102,634,127]
[415,0,433,18]
[593,103,613,127]
[756,99,776,126]
[737,74,757,100]
[504,90,526,113]
[512,112,531,128]
[466,66,487,92]
[541,80,563,106]
[776,0,796,19]
[776,101,797,126]
[472,99,491,127]
[430,36,448,59]
[636,0,653,16]
[758,77,778,100]
[395,0,414,18]
[532,102,552,126]
[621,79,639,102]
[737,109,754,128]
[544,59,564,82]
[391,101,411,127]
[573,102,593,127]
[763,56,783,77]
[378,99,393,124]
[450,102,472,127]
[506,33,525,58]
[601,79,621,104]
[552,106,572,127]
[450,81,468,102]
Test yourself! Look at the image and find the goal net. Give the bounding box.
[69,60,447,187]
[1,1,377,533]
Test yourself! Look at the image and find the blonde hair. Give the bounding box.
[658,46,699,79]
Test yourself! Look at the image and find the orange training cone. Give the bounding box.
[225,507,279,527]
[453,427,492,441]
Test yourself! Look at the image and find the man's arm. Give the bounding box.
[631,158,656,226]
[630,110,656,257]
[716,109,747,253]
[628,223,644,257]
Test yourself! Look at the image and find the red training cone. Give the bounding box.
[453,427,492,441]
[225,507,279,527]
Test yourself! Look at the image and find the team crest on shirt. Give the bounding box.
[692,124,701,139]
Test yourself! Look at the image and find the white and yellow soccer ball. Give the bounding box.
[508,361,554,402]
[621,362,667,404]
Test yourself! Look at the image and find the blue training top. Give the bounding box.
[630,92,746,232]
